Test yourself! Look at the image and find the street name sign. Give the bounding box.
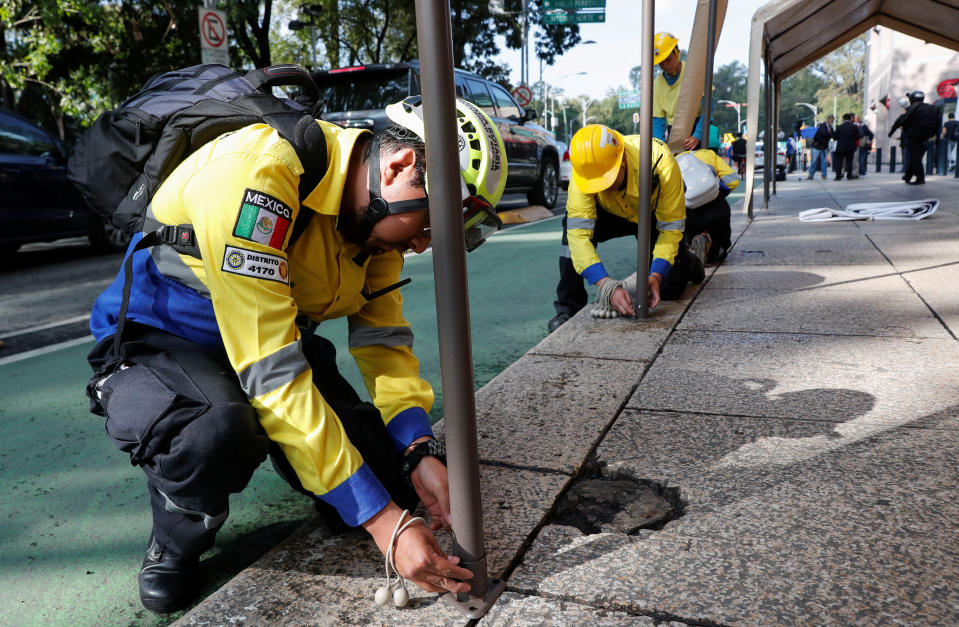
[543,0,606,8]
[543,10,605,24]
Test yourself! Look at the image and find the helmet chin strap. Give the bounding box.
[347,135,430,265]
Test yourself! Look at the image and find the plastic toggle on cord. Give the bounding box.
[592,272,638,318]
[798,199,939,222]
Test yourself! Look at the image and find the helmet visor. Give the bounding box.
[463,195,502,252]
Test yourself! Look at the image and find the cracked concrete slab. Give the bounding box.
[596,409,959,544]
[509,525,959,626]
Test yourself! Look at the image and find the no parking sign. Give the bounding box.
[198,7,230,67]
[511,85,533,107]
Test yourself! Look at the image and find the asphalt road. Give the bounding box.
[0,190,567,363]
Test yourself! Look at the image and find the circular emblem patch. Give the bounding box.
[278,261,288,280]
[226,251,245,269]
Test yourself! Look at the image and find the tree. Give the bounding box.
[810,34,867,122]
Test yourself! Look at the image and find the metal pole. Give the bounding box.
[413,0,504,618]
[700,0,717,150]
[772,78,780,195]
[635,0,653,319]
[309,20,316,69]
[762,58,770,208]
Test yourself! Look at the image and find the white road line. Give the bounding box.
[0,335,94,367]
[0,315,91,339]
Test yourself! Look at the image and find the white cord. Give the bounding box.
[375,510,425,608]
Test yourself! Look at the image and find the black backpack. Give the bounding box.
[70,64,328,369]
[68,63,327,239]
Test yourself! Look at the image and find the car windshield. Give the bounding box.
[318,68,413,112]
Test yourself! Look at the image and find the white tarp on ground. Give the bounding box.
[798,199,940,221]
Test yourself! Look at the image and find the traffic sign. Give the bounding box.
[617,90,641,110]
[198,8,230,66]
[512,85,533,107]
[543,0,606,8]
[543,10,605,24]
[632,112,640,124]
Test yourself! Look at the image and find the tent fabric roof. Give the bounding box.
[761,0,959,80]
[741,0,959,216]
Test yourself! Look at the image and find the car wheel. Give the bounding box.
[527,159,559,209]
[89,218,132,253]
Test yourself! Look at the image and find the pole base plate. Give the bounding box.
[440,577,506,619]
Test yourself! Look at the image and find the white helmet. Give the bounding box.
[383,96,507,251]
[358,96,508,253]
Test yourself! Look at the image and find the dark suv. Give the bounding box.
[311,61,560,208]
[0,109,130,255]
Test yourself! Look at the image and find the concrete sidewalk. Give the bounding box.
[178,171,959,626]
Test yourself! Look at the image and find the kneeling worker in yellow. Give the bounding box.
[86,96,506,614]
[547,124,705,331]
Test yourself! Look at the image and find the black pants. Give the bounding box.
[685,196,731,263]
[904,136,926,183]
[88,325,415,559]
[553,211,696,317]
[834,150,855,179]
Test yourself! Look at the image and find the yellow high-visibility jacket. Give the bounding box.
[91,121,432,526]
[684,148,741,193]
[565,136,685,283]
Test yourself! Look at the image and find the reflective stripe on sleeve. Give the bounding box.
[348,323,414,349]
[236,340,310,399]
[656,218,686,231]
[721,173,739,186]
[567,218,596,231]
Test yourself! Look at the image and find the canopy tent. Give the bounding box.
[742,0,959,217]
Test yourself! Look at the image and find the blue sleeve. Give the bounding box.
[653,117,667,142]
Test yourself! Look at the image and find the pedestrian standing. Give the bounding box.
[942,112,958,172]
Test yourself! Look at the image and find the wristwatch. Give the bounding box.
[400,439,447,485]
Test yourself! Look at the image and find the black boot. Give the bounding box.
[138,533,199,613]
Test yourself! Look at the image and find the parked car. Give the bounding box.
[311,61,561,208]
[556,140,572,189]
[0,109,130,255]
[754,140,787,178]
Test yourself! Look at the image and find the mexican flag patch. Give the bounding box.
[233,188,293,249]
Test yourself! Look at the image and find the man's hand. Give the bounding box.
[682,136,701,150]
[648,272,662,308]
[411,455,452,531]
[609,284,634,316]
[363,502,473,595]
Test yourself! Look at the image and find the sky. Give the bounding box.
[495,0,770,98]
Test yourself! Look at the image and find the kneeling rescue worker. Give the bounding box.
[548,124,703,331]
[86,96,506,613]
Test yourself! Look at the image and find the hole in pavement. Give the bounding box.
[551,466,686,535]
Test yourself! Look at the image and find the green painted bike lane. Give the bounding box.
[0,183,748,625]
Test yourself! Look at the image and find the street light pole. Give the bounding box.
[718,100,743,135]
[575,95,594,129]
[796,102,817,126]
[288,4,323,69]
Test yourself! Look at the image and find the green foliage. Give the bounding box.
[810,34,866,122]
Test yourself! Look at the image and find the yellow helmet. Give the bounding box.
[653,31,679,65]
[569,124,625,194]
